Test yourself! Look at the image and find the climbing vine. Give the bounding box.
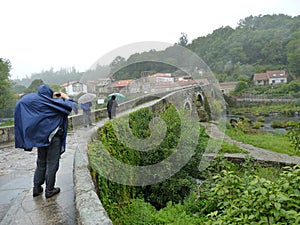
[287,121,300,152]
[88,103,209,220]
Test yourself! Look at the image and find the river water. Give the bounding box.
[227,112,300,134]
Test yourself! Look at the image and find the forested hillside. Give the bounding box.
[111,14,300,81]
[189,14,300,81]
[13,65,110,87]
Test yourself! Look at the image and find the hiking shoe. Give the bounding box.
[33,186,43,197]
[45,187,60,198]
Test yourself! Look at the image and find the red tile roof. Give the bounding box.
[266,70,287,78]
[254,70,287,81]
[109,79,133,87]
[60,80,79,87]
[149,73,172,78]
[253,73,268,81]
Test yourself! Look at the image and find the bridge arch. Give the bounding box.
[183,99,192,110]
[195,92,204,108]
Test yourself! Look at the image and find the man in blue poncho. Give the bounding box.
[14,84,77,198]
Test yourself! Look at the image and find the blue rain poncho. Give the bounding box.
[14,84,76,154]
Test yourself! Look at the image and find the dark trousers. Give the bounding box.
[108,110,112,120]
[33,136,61,191]
[83,110,92,125]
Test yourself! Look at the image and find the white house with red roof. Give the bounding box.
[148,73,174,83]
[60,81,87,96]
[253,70,287,85]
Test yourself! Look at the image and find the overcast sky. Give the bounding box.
[1,0,300,79]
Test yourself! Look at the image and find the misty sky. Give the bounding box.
[1,0,300,79]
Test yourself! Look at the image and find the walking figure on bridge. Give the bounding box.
[80,101,94,127]
[107,95,118,120]
[14,84,77,198]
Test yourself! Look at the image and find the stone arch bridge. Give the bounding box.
[0,83,224,224]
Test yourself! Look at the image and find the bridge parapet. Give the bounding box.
[0,85,213,145]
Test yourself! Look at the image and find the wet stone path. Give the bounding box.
[0,133,78,225]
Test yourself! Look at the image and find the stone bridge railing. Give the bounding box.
[0,84,210,145]
[0,92,167,144]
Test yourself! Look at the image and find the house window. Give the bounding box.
[73,84,82,92]
[281,79,285,83]
[271,80,275,84]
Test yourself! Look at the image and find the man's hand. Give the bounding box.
[53,92,70,100]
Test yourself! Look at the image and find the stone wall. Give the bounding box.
[0,86,205,145]
[0,126,14,144]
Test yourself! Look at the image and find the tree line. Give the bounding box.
[110,14,300,82]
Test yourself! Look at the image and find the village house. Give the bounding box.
[96,78,111,93]
[85,79,98,93]
[60,81,87,96]
[219,81,238,94]
[253,70,287,85]
[101,73,210,95]
[85,78,111,94]
[127,73,207,93]
[105,79,133,93]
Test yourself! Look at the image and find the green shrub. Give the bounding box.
[286,121,300,152]
[252,121,263,129]
[154,202,205,224]
[271,120,287,128]
[257,116,265,122]
[201,165,300,224]
[112,199,157,225]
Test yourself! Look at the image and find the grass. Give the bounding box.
[0,120,14,127]
[226,128,300,156]
[229,104,300,116]
[220,141,249,154]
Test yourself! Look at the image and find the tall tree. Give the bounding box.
[0,58,15,118]
[178,32,188,47]
[287,31,300,77]
[25,79,44,94]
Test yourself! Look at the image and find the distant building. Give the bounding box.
[105,79,133,93]
[60,81,87,96]
[86,79,99,93]
[253,70,287,85]
[219,82,238,94]
[85,78,111,94]
[127,73,205,94]
[148,73,174,83]
[97,78,112,93]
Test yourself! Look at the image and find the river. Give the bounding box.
[227,112,300,134]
